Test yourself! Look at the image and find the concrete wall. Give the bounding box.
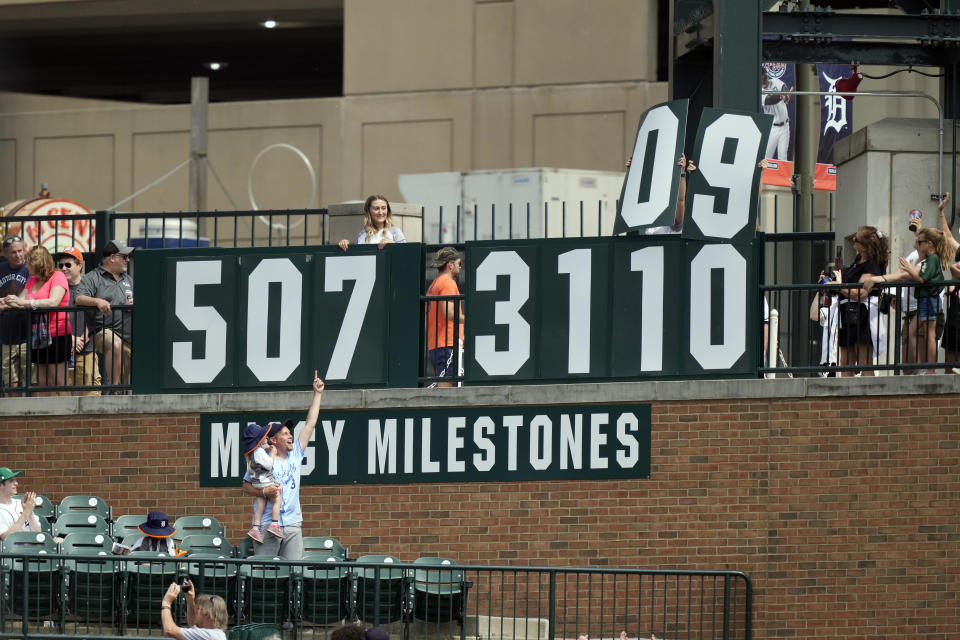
[4,375,959,638]
[835,117,950,261]
[0,82,663,224]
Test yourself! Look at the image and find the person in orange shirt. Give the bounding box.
[425,247,465,387]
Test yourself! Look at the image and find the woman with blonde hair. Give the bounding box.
[161,579,228,640]
[338,195,407,250]
[0,246,71,395]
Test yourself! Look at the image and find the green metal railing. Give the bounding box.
[0,553,752,640]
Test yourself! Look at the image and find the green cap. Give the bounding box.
[0,468,23,482]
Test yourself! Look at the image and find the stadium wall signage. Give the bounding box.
[198,404,651,486]
[133,99,768,393]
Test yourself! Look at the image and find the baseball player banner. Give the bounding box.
[815,63,855,191]
[761,62,796,163]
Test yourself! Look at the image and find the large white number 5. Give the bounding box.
[324,255,377,380]
[475,251,530,376]
[172,261,227,383]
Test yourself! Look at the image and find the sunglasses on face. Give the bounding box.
[58,262,75,269]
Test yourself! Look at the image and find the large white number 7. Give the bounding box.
[475,251,530,376]
[172,260,227,383]
[324,255,376,380]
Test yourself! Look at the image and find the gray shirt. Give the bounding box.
[75,265,134,341]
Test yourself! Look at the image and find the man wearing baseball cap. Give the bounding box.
[55,247,101,395]
[425,247,465,387]
[75,240,135,388]
[0,467,41,540]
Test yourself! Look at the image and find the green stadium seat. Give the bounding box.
[238,555,292,625]
[61,533,121,628]
[173,515,225,542]
[53,513,110,539]
[185,553,239,622]
[235,537,255,559]
[112,514,145,540]
[57,495,112,522]
[411,557,470,624]
[299,553,350,625]
[302,536,345,560]
[60,532,114,555]
[229,622,283,640]
[122,551,180,627]
[0,531,60,622]
[179,534,234,557]
[354,555,405,625]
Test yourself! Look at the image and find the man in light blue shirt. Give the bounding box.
[242,371,325,559]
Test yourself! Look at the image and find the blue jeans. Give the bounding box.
[917,296,942,321]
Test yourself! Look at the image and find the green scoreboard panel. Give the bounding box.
[133,243,421,393]
[465,235,760,384]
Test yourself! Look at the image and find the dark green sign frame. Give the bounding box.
[199,404,651,486]
[133,243,422,393]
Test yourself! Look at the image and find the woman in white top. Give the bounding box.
[0,467,41,540]
[338,195,406,250]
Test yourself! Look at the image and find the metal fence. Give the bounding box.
[0,551,752,640]
[763,281,960,377]
[0,306,132,397]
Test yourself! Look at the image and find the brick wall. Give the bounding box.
[4,384,958,638]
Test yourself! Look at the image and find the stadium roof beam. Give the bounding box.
[763,9,960,42]
[762,39,958,66]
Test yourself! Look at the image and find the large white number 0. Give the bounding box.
[630,246,664,371]
[557,249,591,374]
[475,251,530,376]
[689,244,746,369]
[247,259,302,381]
[172,261,227,383]
[620,105,680,228]
[324,255,377,380]
[690,113,760,239]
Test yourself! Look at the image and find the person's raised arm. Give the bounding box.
[937,192,958,252]
[161,582,184,640]
[298,370,325,451]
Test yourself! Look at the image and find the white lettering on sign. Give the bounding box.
[210,422,239,478]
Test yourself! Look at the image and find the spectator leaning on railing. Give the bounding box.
[0,235,29,393]
[1,246,72,396]
[75,240,134,388]
[56,247,101,395]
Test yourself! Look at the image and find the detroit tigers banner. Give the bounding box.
[815,63,855,191]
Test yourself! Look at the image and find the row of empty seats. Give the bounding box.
[13,493,227,543]
[0,532,469,632]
